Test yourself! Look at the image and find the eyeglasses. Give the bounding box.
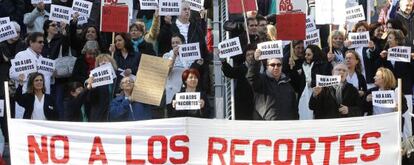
[268,63,282,68]
[49,24,57,27]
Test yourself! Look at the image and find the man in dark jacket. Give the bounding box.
[395,0,414,50]
[247,49,299,120]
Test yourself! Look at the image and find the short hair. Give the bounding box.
[263,57,283,68]
[115,33,134,53]
[345,50,363,74]
[171,33,186,43]
[256,15,267,23]
[327,30,345,46]
[387,29,406,46]
[27,72,46,94]
[26,32,44,46]
[182,68,200,85]
[352,21,369,32]
[246,17,257,25]
[66,81,83,97]
[377,67,396,89]
[386,19,408,36]
[244,44,257,54]
[11,21,21,32]
[332,63,349,74]
[95,54,118,70]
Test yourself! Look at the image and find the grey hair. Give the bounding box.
[11,21,21,32]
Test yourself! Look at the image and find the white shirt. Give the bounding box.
[355,47,366,77]
[163,50,194,69]
[32,95,46,120]
[347,72,359,89]
[176,19,190,43]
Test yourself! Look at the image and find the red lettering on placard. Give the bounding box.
[207,137,228,165]
[339,134,359,164]
[170,135,189,164]
[50,136,69,163]
[361,132,381,162]
[230,139,250,165]
[295,138,315,165]
[252,139,272,165]
[28,135,49,164]
[148,136,168,164]
[104,0,118,3]
[274,139,294,165]
[279,0,293,11]
[125,135,145,164]
[319,136,339,165]
[88,136,108,164]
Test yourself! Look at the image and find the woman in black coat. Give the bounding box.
[345,50,368,98]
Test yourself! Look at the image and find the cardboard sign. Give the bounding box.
[185,0,205,12]
[228,0,257,14]
[101,5,129,32]
[316,75,341,87]
[388,46,412,63]
[0,17,10,25]
[159,0,182,16]
[218,37,243,58]
[276,13,306,40]
[90,65,114,88]
[50,5,72,24]
[0,22,18,42]
[277,0,307,13]
[77,15,88,25]
[306,16,317,32]
[37,57,55,76]
[372,90,396,108]
[348,31,370,48]
[72,0,93,17]
[304,29,321,48]
[257,41,283,60]
[11,58,37,75]
[175,92,201,110]
[0,100,3,117]
[315,0,346,25]
[345,5,365,23]
[31,0,52,4]
[140,0,159,10]
[179,43,201,61]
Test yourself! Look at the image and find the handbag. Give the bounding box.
[55,46,76,78]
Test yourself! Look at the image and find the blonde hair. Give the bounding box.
[266,25,277,41]
[377,67,396,89]
[327,30,345,46]
[95,54,118,70]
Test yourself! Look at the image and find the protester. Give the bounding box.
[110,33,140,78]
[63,82,88,122]
[71,41,100,84]
[129,23,156,56]
[345,50,368,98]
[70,14,103,57]
[282,40,305,77]
[324,30,348,65]
[395,0,414,50]
[23,2,48,33]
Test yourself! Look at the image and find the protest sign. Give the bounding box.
[50,5,72,24]
[9,113,400,164]
[372,90,396,108]
[306,16,317,32]
[10,58,37,76]
[175,92,201,110]
[345,5,365,22]
[101,5,129,32]
[90,65,114,88]
[77,15,88,25]
[72,0,93,18]
[218,37,243,58]
[277,0,307,13]
[185,0,204,12]
[257,41,283,60]
[159,0,182,16]
[37,57,55,76]
[348,31,370,48]
[0,22,18,42]
[304,29,321,48]
[0,17,10,25]
[179,43,201,61]
[276,12,306,40]
[31,0,52,4]
[132,55,169,106]
[316,74,341,87]
[228,0,257,14]
[315,0,346,25]
[140,0,159,10]
[0,100,3,117]
[388,46,412,63]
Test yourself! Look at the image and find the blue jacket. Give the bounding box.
[109,95,151,121]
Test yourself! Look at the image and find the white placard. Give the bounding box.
[0,99,3,117]
[388,46,412,63]
[90,65,114,88]
[50,5,72,24]
[306,16,317,32]
[185,0,205,12]
[140,0,159,10]
[0,17,10,25]
[218,37,243,58]
[257,41,283,60]
[348,31,370,48]
[175,92,201,110]
[345,5,365,23]
[72,0,93,18]
[159,0,182,16]
[77,15,88,25]
[316,74,341,87]
[315,0,346,25]
[10,57,37,76]
[372,90,396,108]
[31,0,52,4]
[179,43,201,61]
[304,29,321,48]
[0,22,18,42]
[37,57,55,76]
[99,62,117,80]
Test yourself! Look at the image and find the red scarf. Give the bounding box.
[85,57,95,74]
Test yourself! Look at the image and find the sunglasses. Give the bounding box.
[268,63,282,68]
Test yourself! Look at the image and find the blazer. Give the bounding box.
[15,85,58,120]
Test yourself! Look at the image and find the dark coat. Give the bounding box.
[395,11,414,50]
[42,33,70,60]
[63,90,88,121]
[71,57,90,83]
[15,85,58,120]
[0,40,26,98]
[87,84,114,122]
[167,89,211,118]
[113,51,140,74]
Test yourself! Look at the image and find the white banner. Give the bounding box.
[304,29,321,48]
[50,5,72,24]
[388,46,412,63]
[72,0,93,18]
[10,57,37,76]
[185,0,204,12]
[348,31,370,48]
[31,0,52,4]
[90,65,114,88]
[306,16,317,32]
[159,0,182,16]
[372,90,396,108]
[257,41,283,60]
[316,74,341,87]
[218,37,243,58]
[140,0,159,10]
[179,43,201,61]
[37,57,55,77]
[315,0,346,25]
[8,113,401,164]
[345,5,365,23]
[0,22,18,42]
[0,17,10,25]
[175,92,201,110]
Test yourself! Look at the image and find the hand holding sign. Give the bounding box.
[312,86,323,97]
[316,75,341,87]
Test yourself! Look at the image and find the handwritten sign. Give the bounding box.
[31,0,52,4]
[185,0,204,12]
[306,16,317,32]
[175,92,201,110]
[388,46,412,63]
[257,41,283,60]
[140,0,159,10]
[316,75,341,87]
[50,5,72,24]
[218,37,243,58]
[159,0,181,16]
[348,31,370,48]
[72,0,93,18]
[90,65,114,88]
[37,57,55,76]
[304,29,321,48]
[372,90,396,108]
[0,22,18,42]
[0,17,10,25]
[345,5,365,22]
[315,0,346,25]
[179,43,201,61]
[11,58,37,75]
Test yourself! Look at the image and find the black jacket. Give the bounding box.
[168,89,211,118]
[15,85,58,120]
[395,11,414,50]
[71,57,90,83]
[63,90,88,121]
[87,84,114,122]
[0,40,26,98]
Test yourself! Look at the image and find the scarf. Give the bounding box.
[85,56,95,73]
[131,37,144,54]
